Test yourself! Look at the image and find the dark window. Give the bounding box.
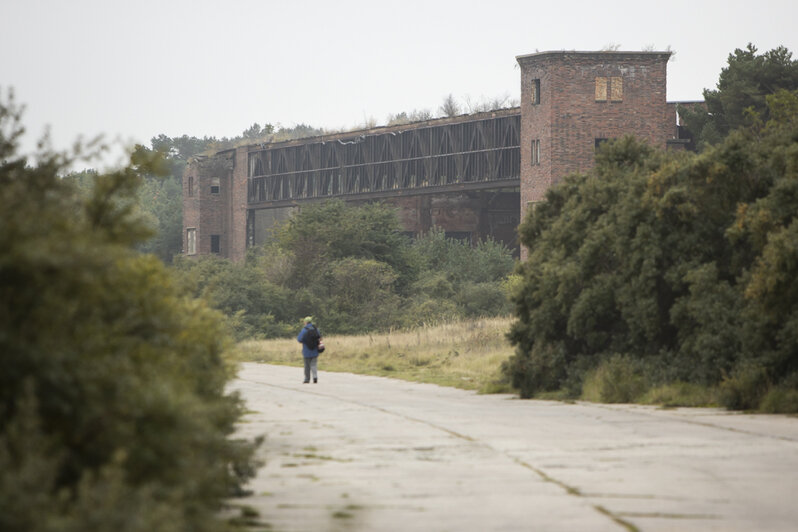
[531,139,541,165]
[595,138,609,149]
[210,234,220,254]
[531,79,540,105]
[210,177,220,194]
[188,176,194,197]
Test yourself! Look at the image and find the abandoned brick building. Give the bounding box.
[183,50,698,261]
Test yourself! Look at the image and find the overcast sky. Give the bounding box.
[3,0,797,168]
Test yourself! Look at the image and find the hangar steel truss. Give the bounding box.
[247,111,520,206]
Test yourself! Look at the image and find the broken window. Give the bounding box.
[186,228,196,255]
[210,235,220,254]
[210,177,220,194]
[531,79,541,105]
[531,139,541,165]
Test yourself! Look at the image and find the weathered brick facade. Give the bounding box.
[184,49,693,262]
[517,51,672,219]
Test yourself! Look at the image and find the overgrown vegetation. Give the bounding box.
[0,90,258,531]
[504,45,798,413]
[172,200,516,340]
[233,317,515,393]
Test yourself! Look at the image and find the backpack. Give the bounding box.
[304,325,320,350]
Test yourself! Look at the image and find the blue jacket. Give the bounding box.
[297,323,321,358]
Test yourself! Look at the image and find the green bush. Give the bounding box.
[505,86,798,402]
[456,281,511,317]
[0,94,257,531]
[759,387,798,413]
[581,355,649,404]
[640,382,715,408]
[400,297,462,328]
[503,343,570,399]
[717,364,770,410]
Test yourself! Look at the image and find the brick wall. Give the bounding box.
[518,51,672,223]
[184,49,696,262]
[229,147,249,262]
[182,152,235,259]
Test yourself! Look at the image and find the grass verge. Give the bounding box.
[231,317,515,393]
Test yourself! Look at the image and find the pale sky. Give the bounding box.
[3,0,797,168]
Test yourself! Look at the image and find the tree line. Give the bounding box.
[505,44,798,412]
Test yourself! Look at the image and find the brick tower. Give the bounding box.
[182,147,249,262]
[516,51,672,221]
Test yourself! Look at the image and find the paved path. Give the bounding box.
[231,363,798,532]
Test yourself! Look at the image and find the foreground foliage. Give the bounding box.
[505,89,798,412]
[0,92,257,531]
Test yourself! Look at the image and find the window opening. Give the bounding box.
[531,139,541,165]
[210,177,220,194]
[186,228,196,255]
[210,234,220,254]
[531,79,540,105]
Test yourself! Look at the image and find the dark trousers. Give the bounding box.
[303,356,318,382]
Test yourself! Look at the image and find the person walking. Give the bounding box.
[297,316,321,383]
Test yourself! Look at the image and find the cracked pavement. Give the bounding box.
[230,363,798,532]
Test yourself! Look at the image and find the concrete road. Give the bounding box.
[231,363,798,532]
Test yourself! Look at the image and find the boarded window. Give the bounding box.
[596,77,623,102]
[531,139,541,165]
[531,79,541,105]
[610,77,623,101]
[186,228,196,255]
[210,177,220,194]
[210,234,220,254]
[595,77,608,101]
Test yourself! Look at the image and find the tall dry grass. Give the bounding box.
[231,317,515,393]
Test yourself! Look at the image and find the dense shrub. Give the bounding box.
[581,355,649,404]
[505,89,798,410]
[0,94,257,530]
[717,364,771,411]
[173,255,296,341]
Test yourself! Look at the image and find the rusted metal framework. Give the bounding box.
[247,112,520,207]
